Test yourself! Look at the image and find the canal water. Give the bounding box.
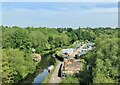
[18,52,56,85]
[32,69,49,85]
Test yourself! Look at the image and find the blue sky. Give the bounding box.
[2,2,118,28]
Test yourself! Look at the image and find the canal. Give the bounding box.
[18,52,56,85]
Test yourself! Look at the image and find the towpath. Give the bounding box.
[48,61,63,83]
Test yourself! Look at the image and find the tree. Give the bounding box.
[2,49,36,84]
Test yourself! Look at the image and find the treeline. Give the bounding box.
[2,26,98,52]
[80,28,119,84]
[60,27,119,84]
[1,26,96,84]
[1,26,119,84]
[86,29,119,83]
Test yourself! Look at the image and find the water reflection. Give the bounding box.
[18,52,56,84]
[32,69,49,85]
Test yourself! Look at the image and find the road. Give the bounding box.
[48,61,63,83]
[70,44,86,58]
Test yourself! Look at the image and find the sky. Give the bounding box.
[1,0,120,2]
[1,2,119,28]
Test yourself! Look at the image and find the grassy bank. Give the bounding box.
[42,47,63,84]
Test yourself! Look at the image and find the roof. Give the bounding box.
[62,48,74,55]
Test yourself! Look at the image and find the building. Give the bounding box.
[62,48,74,56]
[74,43,95,59]
[61,42,95,76]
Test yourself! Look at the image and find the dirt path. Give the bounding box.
[48,61,63,83]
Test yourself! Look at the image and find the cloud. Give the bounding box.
[2,2,118,28]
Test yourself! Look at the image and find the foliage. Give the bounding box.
[2,49,36,84]
[92,36,119,83]
[83,29,119,83]
[1,26,119,84]
[60,27,119,84]
[60,75,79,85]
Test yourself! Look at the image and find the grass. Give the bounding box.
[60,76,79,84]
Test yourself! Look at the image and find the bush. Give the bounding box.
[60,76,80,85]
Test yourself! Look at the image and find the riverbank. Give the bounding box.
[42,60,59,84]
[42,47,63,84]
[48,61,63,83]
[17,41,81,84]
[17,49,56,84]
[18,46,65,84]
